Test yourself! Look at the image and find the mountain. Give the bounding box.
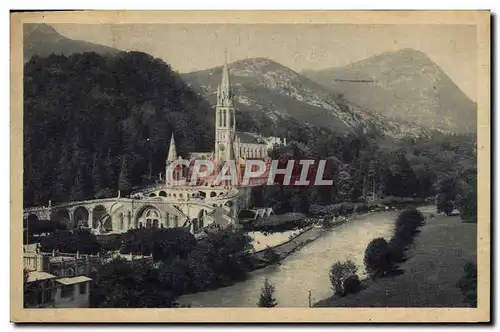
[23,23,121,61]
[181,57,408,138]
[302,49,477,133]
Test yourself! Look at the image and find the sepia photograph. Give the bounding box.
[10,10,490,323]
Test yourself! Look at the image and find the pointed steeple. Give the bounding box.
[217,49,232,107]
[167,133,177,162]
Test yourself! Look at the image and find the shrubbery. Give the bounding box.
[392,208,425,246]
[40,229,101,254]
[250,213,307,232]
[389,208,425,264]
[329,260,359,296]
[120,227,196,262]
[91,226,254,307]
[342,275,361,295]
[457,262,477,307]
[364,238,393,279]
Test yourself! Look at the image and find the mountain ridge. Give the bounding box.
[23,23,121,61]
[181,56,448,139]
[302,48,477,133]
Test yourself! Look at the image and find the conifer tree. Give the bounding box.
[257,278,277,308]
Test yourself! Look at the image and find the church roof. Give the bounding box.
[237,131,264,144]
[167,133,177,162]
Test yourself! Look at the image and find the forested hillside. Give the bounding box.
[24,51,476,211]
[24,51,214,207]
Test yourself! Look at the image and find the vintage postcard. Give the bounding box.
[10,10,490,323]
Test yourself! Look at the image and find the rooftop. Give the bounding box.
[56,276,92,285]
[27,271,56,283]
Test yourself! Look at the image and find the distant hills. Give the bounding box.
[302,49,477,133]
[23,24,476,136]
[23,23,120,61]
[181,57,405,138]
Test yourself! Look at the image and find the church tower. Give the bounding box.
[165,133,178,187]
[215,53,236,165]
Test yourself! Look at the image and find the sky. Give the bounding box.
[53,23,477,101]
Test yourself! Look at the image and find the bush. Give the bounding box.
[388,236,408,264]
[457,262,477,307]
[393,208,425,246]
[458,190,477,222]
[120,228,196,262]
[436,196,454,216]
[250,212,307,232]
[329,260,358,296]
[364,238,393,279]
[342,275,361,296]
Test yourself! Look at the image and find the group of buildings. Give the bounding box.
[23,57,286,308]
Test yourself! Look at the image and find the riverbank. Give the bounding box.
[178,210,398,307]
[314,213,476,307]
[249,216,354,269]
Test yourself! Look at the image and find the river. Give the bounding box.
[178,209,413,307]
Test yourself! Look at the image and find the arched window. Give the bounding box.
[219,110,223,127]
[223,109,227,127]
[144,208,160,229]
[159,191,167,197]
[165,213,170,227]
[173,215,179,227]
[149,193,156,197]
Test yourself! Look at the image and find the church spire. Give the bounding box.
[167,132,177,162]
[217,50,232,107]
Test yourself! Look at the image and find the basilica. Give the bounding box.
[23,58,286,236]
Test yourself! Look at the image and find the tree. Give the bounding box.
[90,258,179,308]
[336,164,353,202]
[40,229,101,254]
[457,262,477,307]
[257,278,277,307]
[120,228,196,262]
[364,238,393,279]
[385,152,419,197]
[329,259,358,296]
[457,167,477,222]
[436,176,458,215]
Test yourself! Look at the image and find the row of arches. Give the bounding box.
[240,145,267,159]
[27,203,214,235]
[148,191,198,198]
[147,190,228,199]
[136,207,180,229]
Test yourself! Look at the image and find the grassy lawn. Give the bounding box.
[315,214,477,307]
